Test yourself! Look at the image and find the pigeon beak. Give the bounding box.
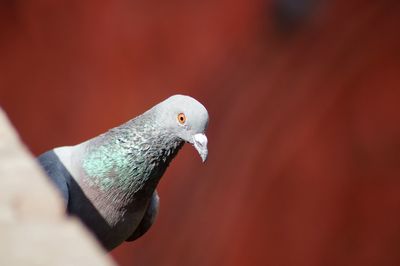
[192,133,208,163]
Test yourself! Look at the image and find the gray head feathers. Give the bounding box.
[147,94,209,161]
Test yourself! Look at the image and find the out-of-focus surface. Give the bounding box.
[0,108,115,266]
[1,0,399,265]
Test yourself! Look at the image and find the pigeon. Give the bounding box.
[37,95,209,251]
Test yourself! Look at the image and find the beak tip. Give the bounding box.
[193,133,208,164]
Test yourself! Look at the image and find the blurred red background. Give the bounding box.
[1,0,400,265]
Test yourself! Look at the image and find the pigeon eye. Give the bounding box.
[177,113,186,124]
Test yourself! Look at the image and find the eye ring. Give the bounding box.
[177,113,186,124]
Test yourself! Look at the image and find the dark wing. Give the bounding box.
[126,190,160,241]
[37,150,70,205]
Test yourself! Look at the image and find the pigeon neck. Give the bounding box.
[79,116,184,198]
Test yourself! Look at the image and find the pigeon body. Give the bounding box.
[38,95,209,250]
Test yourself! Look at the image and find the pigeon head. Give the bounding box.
[153,95,209,162]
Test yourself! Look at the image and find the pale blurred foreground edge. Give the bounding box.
[0,107,116,266]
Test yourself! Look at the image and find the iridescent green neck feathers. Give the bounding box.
[81,114,184,194]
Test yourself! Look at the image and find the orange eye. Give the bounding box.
[177,113,186,124]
